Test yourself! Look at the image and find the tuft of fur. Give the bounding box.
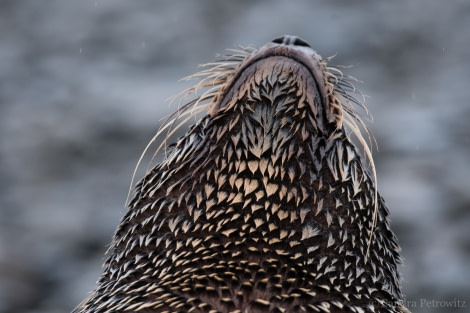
[74,37,409,313]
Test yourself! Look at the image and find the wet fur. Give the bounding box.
[75,39,408,313]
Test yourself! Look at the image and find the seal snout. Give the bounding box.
[271,35,311,48]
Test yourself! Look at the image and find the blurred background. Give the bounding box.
[1,1,469,312]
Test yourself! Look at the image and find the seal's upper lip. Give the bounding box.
[231,43,327,107]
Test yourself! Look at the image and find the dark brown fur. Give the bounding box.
[73,36,409,313]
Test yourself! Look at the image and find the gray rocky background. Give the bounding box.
[1,1,469,312]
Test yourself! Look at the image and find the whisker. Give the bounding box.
[326,63,379,260]
[126,47,253,203]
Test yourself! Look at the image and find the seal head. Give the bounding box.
[73,36,409,313]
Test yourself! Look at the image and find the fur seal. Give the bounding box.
[73,35,409,313]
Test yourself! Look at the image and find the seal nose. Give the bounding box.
[272,35,311,47]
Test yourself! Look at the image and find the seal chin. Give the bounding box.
[249,38,328,107]
[210,37,333,133]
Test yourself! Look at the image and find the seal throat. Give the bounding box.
[75,37,410,313]
[131,45,378,256]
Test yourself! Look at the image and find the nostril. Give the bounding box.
[293,37,311,47]
[271,35,311,48]
[271,36,286,45]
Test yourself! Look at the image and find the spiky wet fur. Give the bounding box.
[74,42,409,313]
